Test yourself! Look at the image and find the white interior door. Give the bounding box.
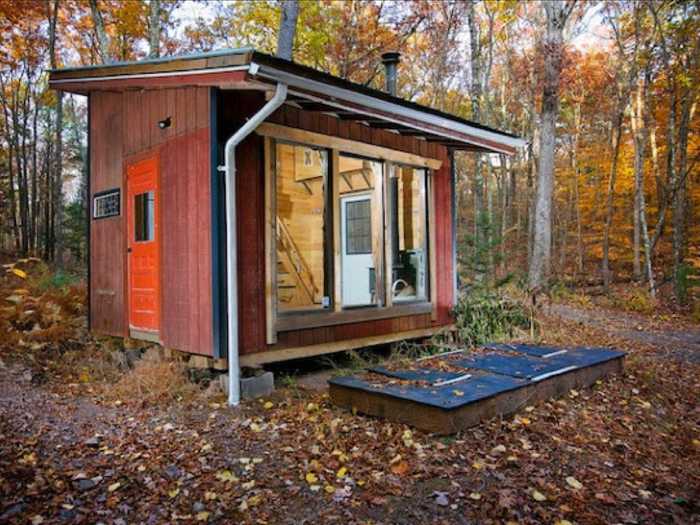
[341,194,374,307]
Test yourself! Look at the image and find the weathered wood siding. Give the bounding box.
[220,92,455,357]
[90,92,126,336]
[89,87,213,355]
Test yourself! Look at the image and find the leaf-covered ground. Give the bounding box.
[1,263,699,524]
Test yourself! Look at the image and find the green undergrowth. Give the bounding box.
[452,285,532,346]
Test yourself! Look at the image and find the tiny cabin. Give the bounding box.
[49,48,523,368]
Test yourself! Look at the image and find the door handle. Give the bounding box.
[127,248,132,253]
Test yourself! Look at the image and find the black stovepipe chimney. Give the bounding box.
[381,51,401,96]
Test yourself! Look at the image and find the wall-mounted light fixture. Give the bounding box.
[158,116,171,129]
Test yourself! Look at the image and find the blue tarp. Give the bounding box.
[329,344,625,411]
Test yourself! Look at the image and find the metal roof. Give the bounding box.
[49,48,525,153]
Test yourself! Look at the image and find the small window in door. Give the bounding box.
[134,191,155,242]
[345,199,372,255]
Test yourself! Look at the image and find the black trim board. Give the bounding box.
[87,93,91,331]
[210,88,225,359]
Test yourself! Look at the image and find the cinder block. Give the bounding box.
[219,371,274,400]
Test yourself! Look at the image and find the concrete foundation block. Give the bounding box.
[219,371,274,400]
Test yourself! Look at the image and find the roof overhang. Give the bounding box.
[49,49,525,154]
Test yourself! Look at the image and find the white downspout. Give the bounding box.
[219,80,288,406]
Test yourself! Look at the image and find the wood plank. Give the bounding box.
[428,171,438,321]
[264,137,277,344]
[256,123,442,170]
[276,302,432,332]
[240,325,453,366]
[331,150,342,312]
[49,52,249,81]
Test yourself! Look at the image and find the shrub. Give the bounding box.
[452,287,532,346]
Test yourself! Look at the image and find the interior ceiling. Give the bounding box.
[286,97,491,152]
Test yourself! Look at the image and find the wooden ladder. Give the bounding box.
[276,219,320,305]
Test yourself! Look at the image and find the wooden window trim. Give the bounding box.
[256,123,442,171]
[275,302,433,332]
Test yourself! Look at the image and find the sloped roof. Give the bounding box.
[49,48,525,154]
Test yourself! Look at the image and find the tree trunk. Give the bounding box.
[276,0,299,60]
[467,0,488,281]
[602,109,623,292]
[89,0,112,64]
[529,1,572,289]
[673,94,695,303]
[631,72,656,297]
[148,0,161,58]
[48,0,63,261]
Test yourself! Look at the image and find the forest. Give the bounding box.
[0,2,699,524]
[1,0,698,309]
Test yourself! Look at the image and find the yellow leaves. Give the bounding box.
[531,489,547,501]
[336,466,347,478]
[472,461,484,470]
[168,488,180,498]
[238,494,262,511]
[107,481,121,492]
[324,484,335,494]
[263,401,274,409]
[20,452,37,465]
[306,402,319,412]
[215,469,238,483]
[565,476,583,490]
[305,472,319,484]
[195,511,210,521]
[555,521,573,525]
[249,422,263,433]
[11,268,27,279]
[204,491,217,501]
[469,492,482,500]
[30,516,44,525]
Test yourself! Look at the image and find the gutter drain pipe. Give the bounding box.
[218,80,288,406]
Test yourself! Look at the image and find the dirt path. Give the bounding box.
[550,303,700,364]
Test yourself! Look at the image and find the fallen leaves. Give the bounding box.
[565,476,583,490]
[305,472,319,485]
[531,489,547,502]
[0,265,699,525]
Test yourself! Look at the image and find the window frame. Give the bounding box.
[262,126,437,338]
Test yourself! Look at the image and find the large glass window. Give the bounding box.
[271,137,430,319]
[275,142,329,312]
[390,166,428,303]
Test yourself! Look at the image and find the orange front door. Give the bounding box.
[127,156,160,333]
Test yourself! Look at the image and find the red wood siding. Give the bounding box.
[89,92,126,336]
[224,94,456,356]
[89,87,214,355]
